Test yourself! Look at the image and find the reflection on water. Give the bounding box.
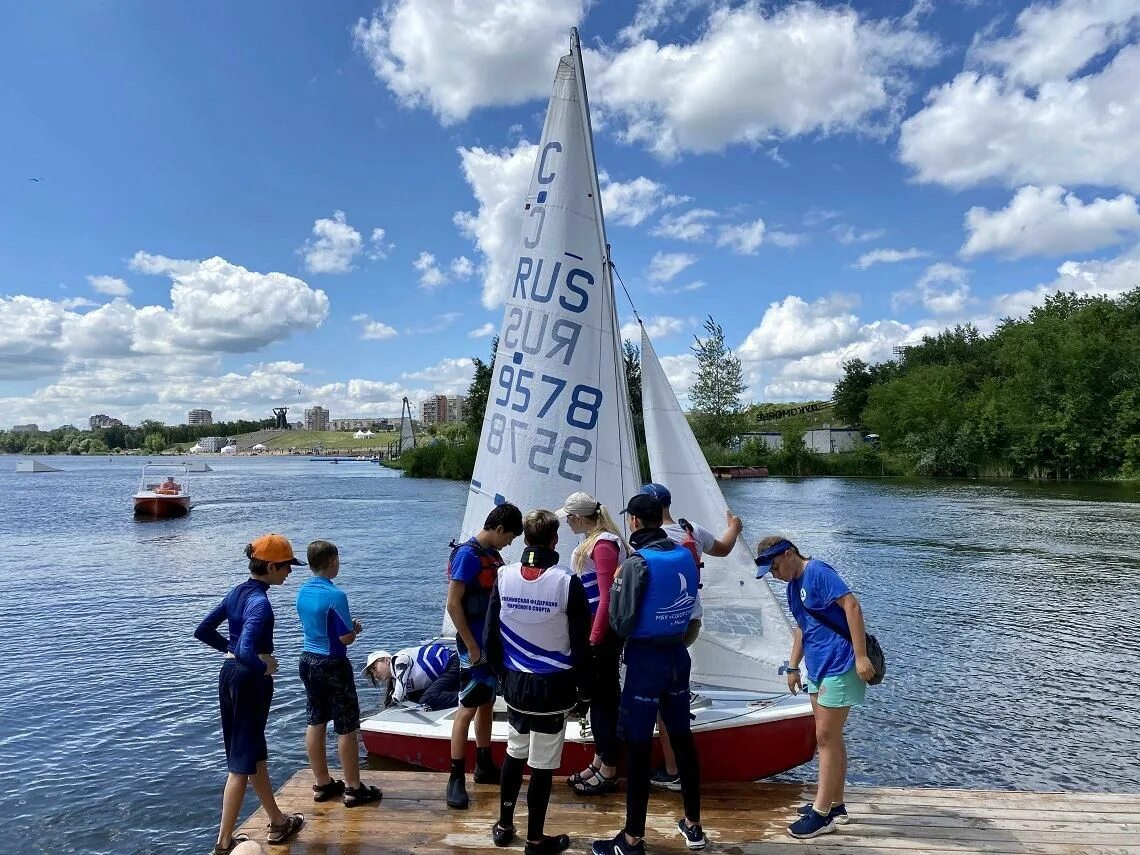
[0,459,1137,853]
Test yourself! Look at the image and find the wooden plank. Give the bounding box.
[235,771,1140,855]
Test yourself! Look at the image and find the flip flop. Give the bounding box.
[266,813,304,845]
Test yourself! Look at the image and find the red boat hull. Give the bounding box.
[133,496,191,518]
[361,712,816,782]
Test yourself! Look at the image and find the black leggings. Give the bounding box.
[625,729,700,838]
[589,634,623,767]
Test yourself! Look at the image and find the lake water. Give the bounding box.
[1,456,1137,854]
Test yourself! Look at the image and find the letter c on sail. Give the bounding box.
[538,141,562,185]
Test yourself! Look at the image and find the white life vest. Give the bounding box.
[391,643,451,704]
[496,563,574,674]
[570,532,627,616]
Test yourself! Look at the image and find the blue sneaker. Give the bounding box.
[592,832,645,855]
[788,808,836,839]
[676,818,707,850]
[650,768,682,791]
[797,802,850,824]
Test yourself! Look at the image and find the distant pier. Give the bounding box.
[237,769,1140,853]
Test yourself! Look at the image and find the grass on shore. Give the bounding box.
[261,430,401,451]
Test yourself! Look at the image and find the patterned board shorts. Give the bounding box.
[299,651,361,734]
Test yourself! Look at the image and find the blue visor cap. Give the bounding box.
[754,540,793,578]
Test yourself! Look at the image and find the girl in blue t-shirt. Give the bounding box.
[755,536,875,841]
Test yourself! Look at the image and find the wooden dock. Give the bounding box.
[236,770,1140,854]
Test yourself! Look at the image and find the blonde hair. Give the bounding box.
[573,500,628,573]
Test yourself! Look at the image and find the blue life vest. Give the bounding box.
[630,543,699,640]
[415,643,453,681]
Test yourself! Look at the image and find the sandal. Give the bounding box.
[211,833,249,855]
[572,769,618,796]
[344,783,383,807]
[567,763,599,787]
[266,813,304,845]
[492,821,516,847]
[312,778,345,802]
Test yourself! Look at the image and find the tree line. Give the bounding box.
[1,418,276,456]
[832,288,1140,479]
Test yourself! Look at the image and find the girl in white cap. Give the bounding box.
[559,491,628,795]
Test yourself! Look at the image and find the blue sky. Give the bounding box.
[3,0,1139,428]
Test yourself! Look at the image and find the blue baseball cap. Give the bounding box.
[754,539,794,578]
[640,482,671,506]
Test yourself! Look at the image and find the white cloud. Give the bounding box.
[647,280,706,296]
[450,256,475,278]
[400,356,475,394]
[762,379,838,401]
[352,0,585,124]
[737,295,863,362]
[468,322,496,338]
[619,0,708,43]
[300,210,364,275]
[992,242,1140,318]
[767,231,807,248]
[900,25,1140,191]
[969,0,1140,87]
[368,227,394,260]
[454,141,538,308]
[128,252,197,276]
[832,224,886,245]
[86,275,131,297]
[961,185,1140,259]
[255,360,305,374]
[716,218,766,254]
[620,315,688,341]
[406,312,463,335]
[413,251,448,290]
[648,251,697,282]
[352,314,399,341]
[894,263,971,315]
[854,247,930,269]
[592,3,939,158]
[652,208,717,241]
[599,172,688,227]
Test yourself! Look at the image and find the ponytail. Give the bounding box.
[573,503,629,573]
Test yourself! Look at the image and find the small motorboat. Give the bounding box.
[133,463,191,518]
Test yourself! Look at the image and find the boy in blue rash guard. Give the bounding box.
[445,502,524,809]
[194,534,306,854]
[592,494,708,855]
[296,540,382,808]
[755,536,876,840]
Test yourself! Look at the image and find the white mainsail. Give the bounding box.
[640,326,793,693]
[445,31,640,634]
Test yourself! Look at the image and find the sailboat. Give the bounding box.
[360,29,814,781]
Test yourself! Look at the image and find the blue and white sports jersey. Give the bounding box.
[496,563,573,674]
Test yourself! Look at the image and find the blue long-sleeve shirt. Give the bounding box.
[194,578,274,673]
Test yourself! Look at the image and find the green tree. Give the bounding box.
[623,339,645,449]
[689,316,746,447]
[143,432,167,454]
[833,359,872,426]
[466,335,498,435]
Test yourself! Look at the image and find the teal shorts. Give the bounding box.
[807,667,866,709]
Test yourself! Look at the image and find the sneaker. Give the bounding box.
[446,774,469,810]
[676,818,707,850]
[788,808,836,839]
[649,768,682,791]
[491,822,515,847]
[592,831,645,855]
[525,833,571,855]
[797,802,850,824]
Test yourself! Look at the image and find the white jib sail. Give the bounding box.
[640,326,793,694]
[445,32,640,634]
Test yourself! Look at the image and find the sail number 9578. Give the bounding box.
[495,364,602,430]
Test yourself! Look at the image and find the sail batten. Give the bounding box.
[640,327,794,693]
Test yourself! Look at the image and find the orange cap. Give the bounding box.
[248,533,306,565]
